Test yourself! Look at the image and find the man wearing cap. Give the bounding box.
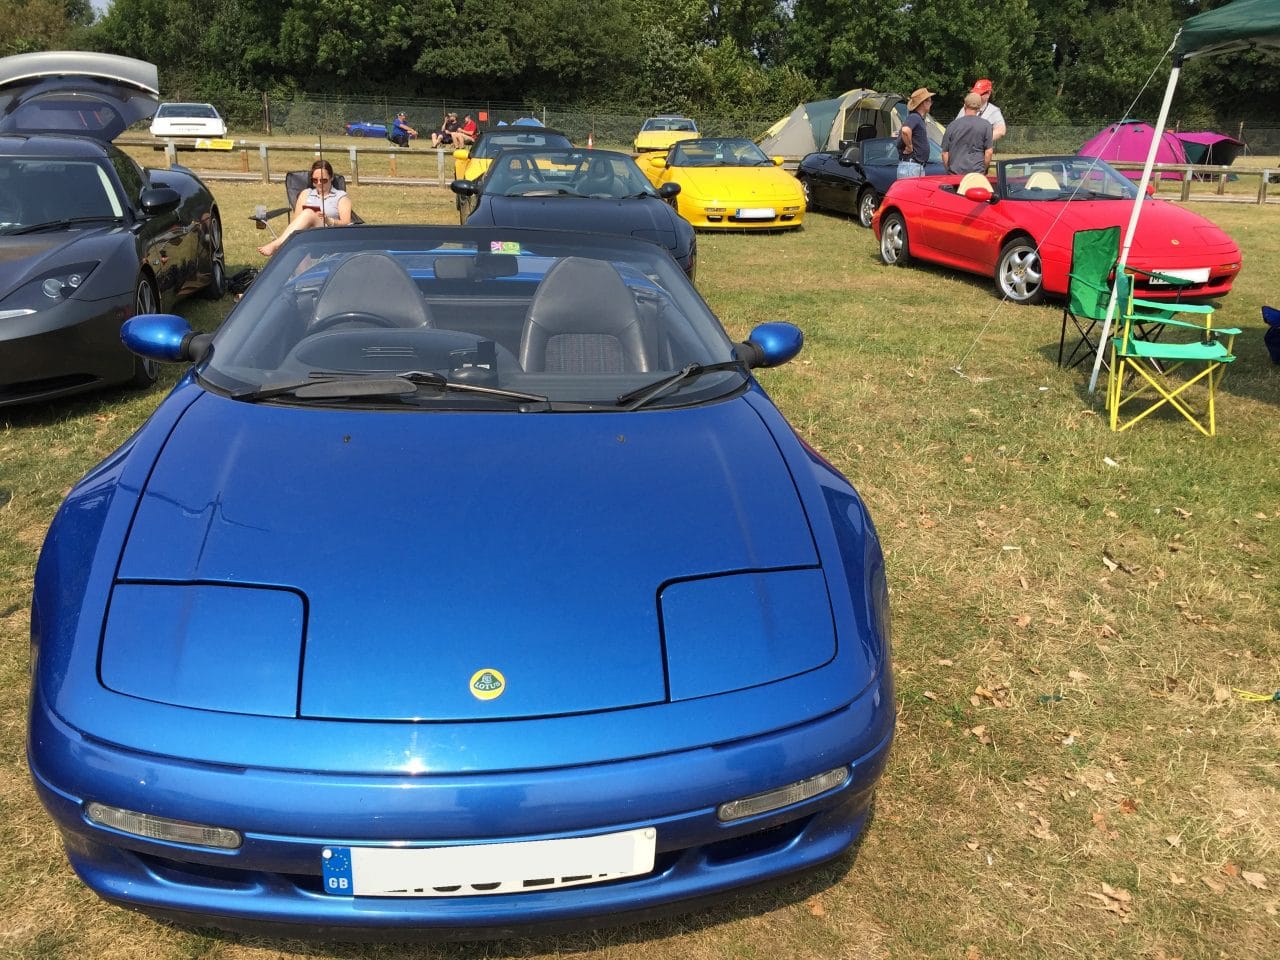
[960,79,1006,142]
[941,92,993,175]
[390,112,417,148]
[897,87,934,179]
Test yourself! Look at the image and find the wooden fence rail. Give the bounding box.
[120,138,1278,203]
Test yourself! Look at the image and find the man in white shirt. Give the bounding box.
[960,78,1006,143]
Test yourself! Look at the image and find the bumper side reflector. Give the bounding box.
[86,802,242,849]
[717,767,850,822]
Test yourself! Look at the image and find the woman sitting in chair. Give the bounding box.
[257,159,353,257]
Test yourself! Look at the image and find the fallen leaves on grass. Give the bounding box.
[972,684,1012,708]
[966,725,993,746]
[1243,871,1268,890]
[1086,883,1133,922]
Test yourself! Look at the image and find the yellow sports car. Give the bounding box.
[451,125,572,182]
[633,115,699,153]
[642,137,804,230]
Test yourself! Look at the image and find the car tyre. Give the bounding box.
[799,176,814,211]
[995,236,1044,305]
[127,275,159,389]
[857,187,879,229]
[879,211,911,266]
[199,214,226,300]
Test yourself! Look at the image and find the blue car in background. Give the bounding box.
[797,135,945,228]
[28,225,894,939]
[345,120,387,138]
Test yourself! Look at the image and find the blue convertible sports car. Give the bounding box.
[452,147,696,279]
[29,226,894,938]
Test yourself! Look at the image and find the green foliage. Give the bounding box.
[0,0,91,56]
[63,0,1280,128]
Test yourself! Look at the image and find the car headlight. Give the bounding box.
[0,261,99,319]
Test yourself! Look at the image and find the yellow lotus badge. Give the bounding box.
[470,668,506,701]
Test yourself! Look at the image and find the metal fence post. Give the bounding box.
[1260,170,1271,205]
[260,144,270,183]
[348,146,359,185]
[165,140,176,166]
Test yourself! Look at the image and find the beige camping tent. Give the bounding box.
[758,89,946,160]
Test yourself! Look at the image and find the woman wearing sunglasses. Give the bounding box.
[257,159,353,257]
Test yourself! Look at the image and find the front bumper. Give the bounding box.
[0,295,134,405]
[29,677,892,938]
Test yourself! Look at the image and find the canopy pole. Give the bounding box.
[1088,42,1184,394]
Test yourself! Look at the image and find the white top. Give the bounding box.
[958,102,1006,132]
[302,186,348,219]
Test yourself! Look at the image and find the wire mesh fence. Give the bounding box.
[211,92,1280,161]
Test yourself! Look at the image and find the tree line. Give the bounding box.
[2,0,1276,129]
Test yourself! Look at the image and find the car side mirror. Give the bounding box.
[658,182,680,199]
[736,322,803,369]
[454,148,470,160]
[450,179,477,197]
[964,186,994,202]
[1145,182,1156,196]
[122,313,213,364]
[139,186,181,216]
[649,156,667,169]
[772,156,785,166]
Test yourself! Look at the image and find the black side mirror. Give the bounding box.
[139,187,181,216]
[450,179,477,197]
[658,182,680,199]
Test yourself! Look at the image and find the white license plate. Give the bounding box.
[1146,267,1209,285]
[321,828,656,898]
[735,207,776,220]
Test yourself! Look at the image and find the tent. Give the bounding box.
[1174,130,1245,167]
[1078,120,1189,179]
[1088,0,1280,391]
[757,88,945,160]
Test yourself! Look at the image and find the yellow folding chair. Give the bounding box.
[1106,273,1239,436]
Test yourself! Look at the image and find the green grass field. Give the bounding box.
[1,181,1276,960]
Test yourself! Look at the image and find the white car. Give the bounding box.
[149,102,226,138]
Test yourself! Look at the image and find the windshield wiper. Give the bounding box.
[231,371,547,405]
[11,215,125,235]
[616,360,746,410]
[397,370,548,402]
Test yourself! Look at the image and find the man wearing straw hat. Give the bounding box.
[897,87,935,179]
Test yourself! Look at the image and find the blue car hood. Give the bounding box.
[471,196,678,248]
[114,392,825,721]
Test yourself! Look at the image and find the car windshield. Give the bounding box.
[483,149,655,199]
[201,227,743,410]
[669,138,772,167]
[999,156,1138,201]
[643,118,696,132]
[156,103,218,118]
[0,158,124,233]
[472,129,572,159]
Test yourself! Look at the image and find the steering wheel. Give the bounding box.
[310,311,401,333]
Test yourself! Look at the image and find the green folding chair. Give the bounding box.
[1106,273,1240,436]
[1059,227,1120,369]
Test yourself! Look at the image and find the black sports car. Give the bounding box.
[0,51,225,407]
[797,136,945,228]
[451,147,697,279]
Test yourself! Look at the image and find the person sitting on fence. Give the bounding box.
[431,113,461,148]
[389,112,417,147]
[256,159,353,257]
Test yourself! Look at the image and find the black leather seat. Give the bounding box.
[313,252,432,328]
[519,257,651,373]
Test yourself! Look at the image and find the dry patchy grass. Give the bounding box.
[0,182,1277,960]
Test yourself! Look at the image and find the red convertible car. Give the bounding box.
[872,156,1241,304]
